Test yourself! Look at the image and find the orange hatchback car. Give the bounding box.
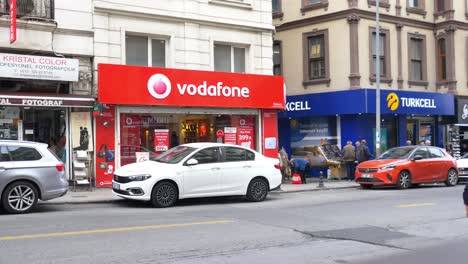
[355,146,458,189]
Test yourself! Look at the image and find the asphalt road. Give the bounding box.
[1,184,468,264]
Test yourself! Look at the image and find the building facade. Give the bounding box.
[0,0,95,181]
[91,0,284,187]
[273,0,467,158]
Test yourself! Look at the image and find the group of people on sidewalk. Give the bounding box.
[342,139,373,181]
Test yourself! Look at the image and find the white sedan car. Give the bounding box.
[112,143,282,207]
[457,153,468,182]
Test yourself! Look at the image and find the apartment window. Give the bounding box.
[436,0,445,12]
[126,35,166,67]
[408,34,427,84]
[214,44,246,73]
[371,32,388,78]
[272,0,280,14]
[408,0,419,8]
[368,0,391,9]
[273,42,282,76]
[369,28,391,82]
[437,38,447,81]
[301,0,329,12]
[302,30,330,85]
[308,35,325,79]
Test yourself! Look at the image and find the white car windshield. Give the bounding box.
[154,146,196,164]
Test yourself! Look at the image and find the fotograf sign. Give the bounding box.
[0,53,79,82]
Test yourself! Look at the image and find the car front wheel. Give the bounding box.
[151,182,178,208]
[396,170,411,189]
[445,169,458,186]
[2,181,38,214]
[246,178,268,202]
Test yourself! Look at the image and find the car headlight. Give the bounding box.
[381,165,396,171]
[128,175,151,181]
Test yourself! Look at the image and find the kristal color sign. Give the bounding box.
[0,53,79,82]
[9,0,16,44]
[98,64,285,109]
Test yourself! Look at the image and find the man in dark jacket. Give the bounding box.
[357,139,373,163]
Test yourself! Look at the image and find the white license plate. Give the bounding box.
[362,174,373,178]
[112,182,120,190]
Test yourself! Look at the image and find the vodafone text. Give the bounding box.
[176,82,250,98]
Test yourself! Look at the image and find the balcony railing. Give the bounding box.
[0,0,54,20]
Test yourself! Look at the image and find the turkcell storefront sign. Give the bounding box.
[0,53,79,82]
[457,98,468,124]
[281,89,454,118]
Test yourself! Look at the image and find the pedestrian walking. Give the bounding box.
[342,141,356,181]
[289,158,310,184]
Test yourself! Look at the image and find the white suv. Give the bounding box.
[0,141,69,214]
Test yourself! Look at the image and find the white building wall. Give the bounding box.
[92,0,275,86]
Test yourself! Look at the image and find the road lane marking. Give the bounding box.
[0,220,234,241]
[395,203,435,208]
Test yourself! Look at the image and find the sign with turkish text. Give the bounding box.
[9,0,16,44]
[0,53,79,82]
[224,127,237,145]
[95,105,116,188]
[154,129,169,152]
[135,152,150,162]
[0,96,93,107]
[238,127,254,149]
[98,64,285,109]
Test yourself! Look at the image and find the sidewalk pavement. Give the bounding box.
[41,179,359,205]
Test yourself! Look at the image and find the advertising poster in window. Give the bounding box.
[154,129,170,152]
[224,127,237,145]
[120,114,141,166]
[290,117,337,157]
[95,105,115,188]
[238,127,254,149]
[70,112,93,151]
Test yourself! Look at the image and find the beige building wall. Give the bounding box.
[275,0,468,97]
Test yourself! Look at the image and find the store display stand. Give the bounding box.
[72,150,93,191]
[448,127,461,159]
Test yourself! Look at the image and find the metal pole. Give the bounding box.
[375,0,381,157]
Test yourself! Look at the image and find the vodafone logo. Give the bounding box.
[147,73,250,99]
[147,74,171,99]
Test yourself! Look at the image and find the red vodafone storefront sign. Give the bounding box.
[98,64,285,109]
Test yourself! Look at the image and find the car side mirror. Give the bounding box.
[186,158,199,166]
[412,155,424,161]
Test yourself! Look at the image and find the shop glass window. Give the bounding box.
[191,147,221,164]
[409,38,423,81]
[412,148,429,159]
[273,42,282,76]
[429,148,444,158]
[272,0,280,13]
[0,146,10,162]
[371,32,387,77]
[437,38,447,81]
[308,35,325,79]
[214,44,246,73]
[126,35,166,67]
[7,146,42,161]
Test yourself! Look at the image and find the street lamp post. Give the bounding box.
[375,0,381,157]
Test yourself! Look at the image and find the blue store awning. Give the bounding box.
[279,89,454,118]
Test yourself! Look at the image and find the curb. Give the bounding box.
[39,185,360,205]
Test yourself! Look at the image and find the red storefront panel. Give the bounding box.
[98,64,285,109]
